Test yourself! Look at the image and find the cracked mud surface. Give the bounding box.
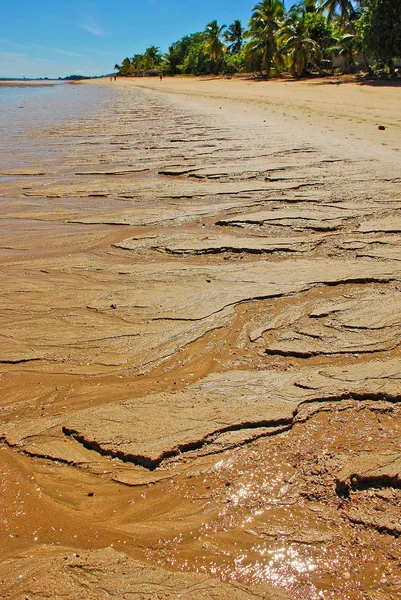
[1,77,401,599]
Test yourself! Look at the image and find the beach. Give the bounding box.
[1,75,401,599]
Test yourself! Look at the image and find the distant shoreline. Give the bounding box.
[0,80,61,87]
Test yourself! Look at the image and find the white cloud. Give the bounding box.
[0,51,53,64]
[31,43,82,57]
[89,48,112,55]
[0,39,30,50]
[55,49,83,57]
[0,51,56,77]
[80,22,104,36]
[76,1,105,37]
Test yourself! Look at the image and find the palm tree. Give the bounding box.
[276,11,322,76]
[319,0,355,27]
[120,57,133,75]
[144,45,162,68]
[224,20,246,54]
[245,0,285,77]
[204,20,227,61]
[328,29,356,72]
[320,0,371,71]
[131,54,145,72]
[302,0,322,12]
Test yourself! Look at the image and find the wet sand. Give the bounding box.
[1,76,401,599]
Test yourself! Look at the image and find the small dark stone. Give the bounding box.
[225,481,231,487]
[378,125,386,131]
[110,303,117,309]
[87,492,94,497]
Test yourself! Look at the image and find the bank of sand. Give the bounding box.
[101,74,401,156]
[1,76,401,599]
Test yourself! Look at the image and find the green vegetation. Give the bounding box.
[276,7,322,77]
[115,0,400,78]
[356,0,401,72]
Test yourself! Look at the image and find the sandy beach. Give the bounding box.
[110,75,401,154]
[1,75,401,599]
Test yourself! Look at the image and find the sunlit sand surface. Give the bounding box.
[1,76,401,599]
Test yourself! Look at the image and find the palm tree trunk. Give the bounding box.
[361,51,372,74]
[311,60,325,76]
[263,47,272,77]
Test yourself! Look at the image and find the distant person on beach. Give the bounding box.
[160,74,163,81]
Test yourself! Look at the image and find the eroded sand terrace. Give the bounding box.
[1,77,401,599]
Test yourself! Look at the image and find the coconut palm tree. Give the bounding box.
[204,20,227,61]
[327,29,356,72]
[320,0,371,71]
[245,0,285,77]
[319,0,355,26]
[224,20,246,54]
[144,45,163,68]
[276,12,322,76]
[302,0,322,12]
[120,57,133,75]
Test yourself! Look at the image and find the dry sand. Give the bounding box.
[1,75,401,599]
[110,75,401,154]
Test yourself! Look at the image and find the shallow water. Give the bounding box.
[0,82,114,168]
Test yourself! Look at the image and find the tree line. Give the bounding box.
[114,0,401,78]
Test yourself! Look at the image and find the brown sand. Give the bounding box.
[1,75,401,599]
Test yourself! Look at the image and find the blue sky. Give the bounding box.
[1,0,295,79]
